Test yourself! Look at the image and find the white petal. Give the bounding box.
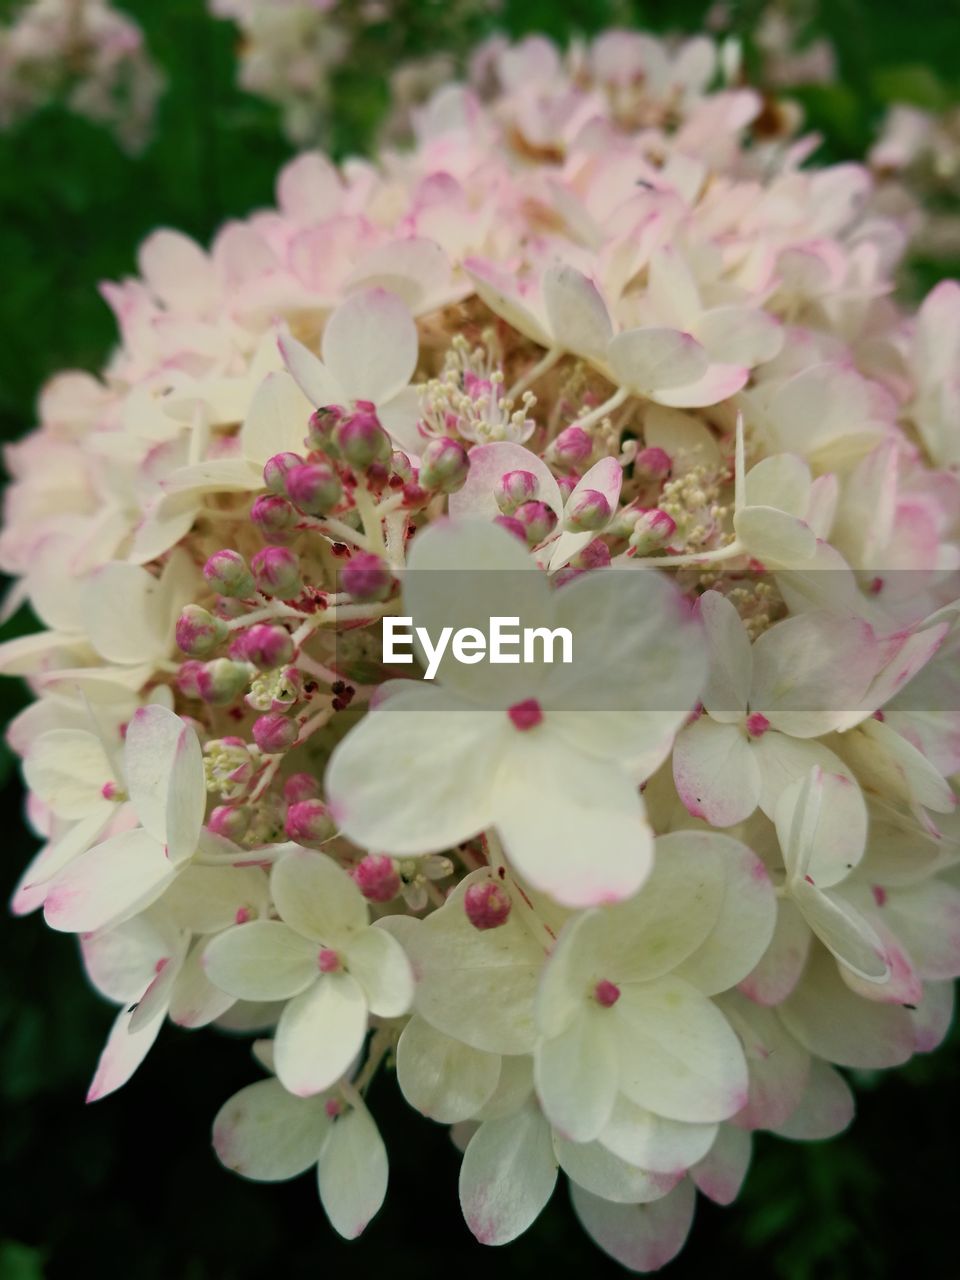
[743,453,811,515]
[599,1097,717,1174]
[695,306,783,366]
[342,925,414,1017]
[275,971,368,1096]
[459,1103,558,1245]
[325,683,502,855]
[615,977,748,1123]
[271,847,368,942]
[556,1137,680,1204]
[690,1126,752,1205]
[771,1058,854,1140]
[318,1103,388,1238]
[793,881,890,982]
[322,288,418,403]
[673,718,761,827]
[774,767,867,888]
[570,1178,696,1273]
[203,921,318,1001]
[448,441,563,522]
[375,385,424,454]
[124,706,205,860]
[278,333,344,408]
[884,879,960,980]
[738,899,811,1005]
[534,1008,619,1143]
[44,829,177,934]
[81,909,179,1002]
[734,506,816,566]
[716,993,810,1130]
[698,590,751,721]
[608,327,709,394]
[168,939,237,1028]
[159,864,269,934]
[213,1078,329,1181]
[397,1015,501,1123]
[542,264,613,359]
[653,363,748,408]
[239,371,314,465]
[86,999,167,1103]
[23,730,114,819]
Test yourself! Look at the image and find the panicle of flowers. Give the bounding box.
[2,24,960,1274]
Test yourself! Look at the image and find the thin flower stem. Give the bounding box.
[354,483,387,558]
[575,385,628,430]
[624,538,744,568]
[508,346,563,400]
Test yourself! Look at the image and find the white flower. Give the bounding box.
[326,519,706,906]
[203,847,414,1095]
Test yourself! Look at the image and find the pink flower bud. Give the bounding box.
[629,508,677,554]
[464,880,511,930]
[176,605,228,657]
[508,698,544,730]
[594,979,621,1007]
[564,488,612,532]
[286,461,342,516]
[251,494,298,543]
[176,660,205,699]
[341,553,394,603]
[419,437,470,493]
[305,405,343,452]
[556,474,578,500]
[550,425,592,470]
[317,948,341,973]
[514,500,558,546]
[336,405,391,470]
[493,514,528,542]
[239,623,295,670]
[390,450,415,484]
[195,658,252,706]
[353,853,401,902]
[263,452,304,495]
[252,711,298,754]
[208,805,250,840]
[203,549,254,598]
[572,538,611,569]
[495,469,539,515]
[251,547,302,598]
[746,712,771,738]
[284,772,320,805]
[633,445,672,481]
[285,798,336,846]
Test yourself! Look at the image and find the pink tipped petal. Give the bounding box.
[459,1104,558,1246]
[317,1103,389,1239]
[570,1178,696,1274]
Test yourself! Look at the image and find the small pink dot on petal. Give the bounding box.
[594,979,621,1007]
[508,698,543,731]
[318,948,340,973]
[746,712,770,738]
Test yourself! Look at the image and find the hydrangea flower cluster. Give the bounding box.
[0,0,165,152]
[3,29,960,1271]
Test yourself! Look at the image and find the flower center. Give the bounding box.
[317,948,341,973]
[594,979,621,1007]
[508,698,544,730]
[746,712,770,738]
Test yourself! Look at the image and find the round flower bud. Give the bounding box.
[239,623,294,670]
[195,658,252,706]
[250,547,302,598]
[286,461,342,516]
[284,772,321,805]
[305,405,343,453]
[633,445,672,481]
[564,488,612,532]
[493,514,527,542]
[252,711,298,754]
[250,494,298,543]
[353,854,401,902]
[390,450,414,484]
[263,452,304,495]
[464,880,512,930]
[203,549,254,598]
[285,799,336,846]
[572,538,612,570]
[629,508,677,555]
[419,437,470,493]
[514,500,558,546]
[208,805,251,841]
[550,425,592,470]
[341,552,394,603]
[495,469,539,515]
[176,605,228,657]
[335,405,391,470]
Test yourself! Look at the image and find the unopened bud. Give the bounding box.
[564,488,612,532]
[195,658,252,706]
[572,538,612,570]
[284,772,321,805]
[204,549,254,598]
[239,623,294,670]
[251,494,298,543]
[336,404,391,470]
[464,880,512,930]
[286,461,342,516]
[252,711,298,754]
[495,469,539,515]
[208,805,251,841]
[629,508,677,554]
[251,547,302,598]
[176,605,228,657]
[341,553,394,603]
[305,405,343,453]
[263,452,304,495]
[390,450,414,484]
[419,437,470,493]
[285,798,336,846]
[353,853,401,902]
[633,445,672,481]
[514,500,558,546]
[550,425,592,471]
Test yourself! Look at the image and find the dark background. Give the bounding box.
[1,1,959,1275]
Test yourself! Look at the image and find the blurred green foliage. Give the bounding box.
[1,1,959,1275]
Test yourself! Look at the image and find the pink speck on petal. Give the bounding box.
[594,978,621,1007]
[154,957,169,975]
[101,781,117,799]
[235,907,252,924]
[872,885,888,907]
[508,698,543,731]
[324,1098,342,1118]
[746,712,770,738]
[318,948,340,973]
